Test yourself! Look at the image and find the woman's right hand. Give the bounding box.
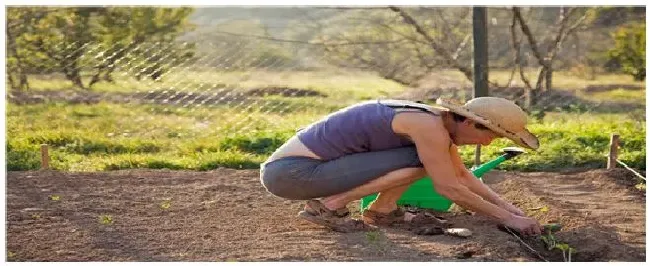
[502,215,542,236]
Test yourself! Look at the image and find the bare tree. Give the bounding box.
[512,7,592,108]
[388,6,474,82]
[311,7,473,86]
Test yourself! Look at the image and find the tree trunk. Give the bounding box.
[63,62,86,90]
[535,67,546,91]
[8,72,18,91]
[70,71,85,90]
[7,69,28,91]
[525,84,536,108]
[88,71,102,88]
[6,33,30,91]
[19,71,29,90]
[545,67,553,91]
[103,66,115,82]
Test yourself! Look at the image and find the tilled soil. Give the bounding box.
[5,168,645,261]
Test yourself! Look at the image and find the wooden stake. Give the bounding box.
[40,144,50,170]
[607,134,619,169]
[474,144,482,168]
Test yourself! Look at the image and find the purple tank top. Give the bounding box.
[297,100,416,161]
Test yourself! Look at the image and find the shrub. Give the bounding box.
[607,22,646,81]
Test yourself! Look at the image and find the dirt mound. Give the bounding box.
[7,90,106,105]
[246,87,326,97]
[584,84,645,93]
[5,168,645,261]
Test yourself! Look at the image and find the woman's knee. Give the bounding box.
[261,172,293,199]
[260,169,315,200]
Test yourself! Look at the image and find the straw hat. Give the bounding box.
[436,97,539,150]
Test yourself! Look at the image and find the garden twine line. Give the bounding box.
[616,159,646,181]
[503,227,549,262]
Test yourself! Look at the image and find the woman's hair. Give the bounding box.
[451,112,467,122]
[450,112,490,130]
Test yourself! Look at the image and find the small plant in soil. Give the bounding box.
[99,214,114,225]
[635,183,645,191]
[160,199,172,210]
[541,230,576,262]
[365,231,380,243]
[48,195,61,201]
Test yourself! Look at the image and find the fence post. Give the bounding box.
[474,145,482,168]
[472,6,489,98]
[607,134,619,169]
[40,144,50,170]
[473,7,489,168]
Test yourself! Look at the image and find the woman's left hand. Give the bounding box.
[500,201,526,217]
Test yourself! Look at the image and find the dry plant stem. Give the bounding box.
[504,227,549,262]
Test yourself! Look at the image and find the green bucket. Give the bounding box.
[360,147,523,212]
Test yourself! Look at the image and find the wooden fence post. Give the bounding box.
[474,144,482,168]
[40,144,50,170]
[607,134,619,169]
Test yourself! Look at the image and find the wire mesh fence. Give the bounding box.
[7,35,645,134]
[6,6,646,171]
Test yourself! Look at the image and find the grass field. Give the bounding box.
[6,69,646,172]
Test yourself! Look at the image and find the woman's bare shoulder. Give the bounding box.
[391,111,448,142]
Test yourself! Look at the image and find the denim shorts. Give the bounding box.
[259,146,424,200]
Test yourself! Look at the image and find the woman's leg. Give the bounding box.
[319,167,426,211]
[261,146,424,200]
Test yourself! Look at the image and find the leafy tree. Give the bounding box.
[6,7,195,90]
[607,22,645,81]
[7,7,59,91]
[92,7,195,83]
[31,7,100,89]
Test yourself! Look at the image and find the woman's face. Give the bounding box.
[453,120,502,146]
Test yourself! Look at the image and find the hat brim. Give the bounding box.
[436,98,540,150]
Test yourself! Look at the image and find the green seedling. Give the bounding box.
[7,251,16,259]
[31,214,41,220]
[540,234,557,251]
[555,243,577,262]
[160,199,172,210]
[540,225,576,262]
[635,183,645,191]
[543,223,562,233]
[49,195,61,201]
[99,214,113,225]
[365,231,381,243]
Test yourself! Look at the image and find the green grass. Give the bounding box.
[6,70,646,172]
[6,102,304,171]
[458,112,646,171]
[586,88,646,105]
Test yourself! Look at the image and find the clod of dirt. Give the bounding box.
[404,211,452,226]
[413,225,444,235]
[455,250,475,259]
